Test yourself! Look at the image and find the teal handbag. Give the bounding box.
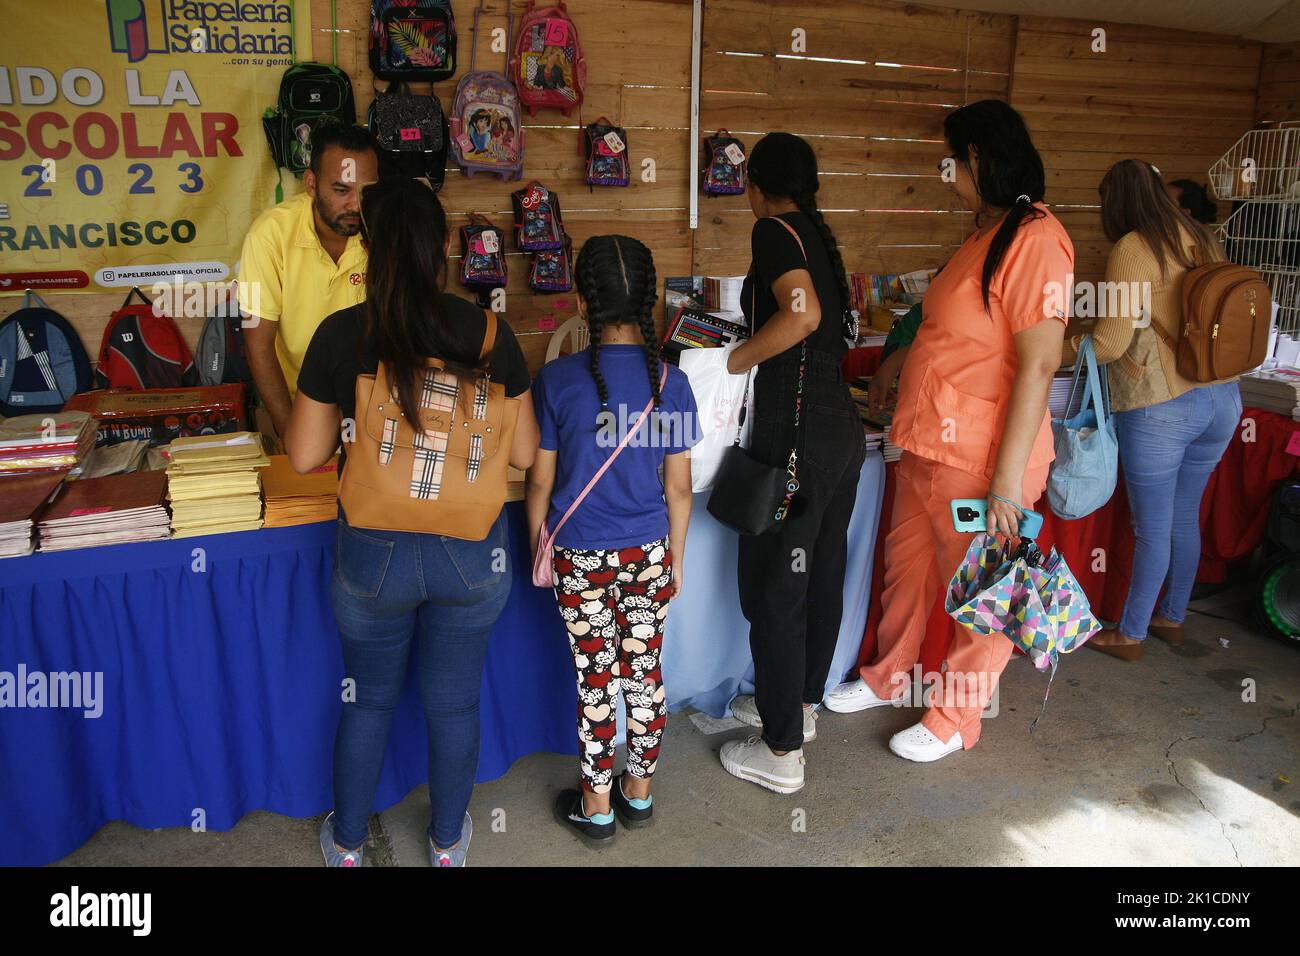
[1047,336,1118,520]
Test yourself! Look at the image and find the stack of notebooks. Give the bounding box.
[1048,370,1090,419]
[37,471,170,552]
[0,472,66,558]
[1238,369,1300,418]
[849,385,901,462]
[165,432,270,538]
[0,411,96,477]
[261,455,339,527]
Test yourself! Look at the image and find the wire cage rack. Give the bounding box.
[1211,122,1300,333]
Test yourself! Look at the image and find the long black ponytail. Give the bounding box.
[574,235,661,408]
[943,100,1046,312]
[747,131,853,339]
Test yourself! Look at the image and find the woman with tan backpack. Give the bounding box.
[285,176,539,867]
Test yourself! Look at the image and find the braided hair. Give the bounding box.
[574,235,661,409]
[747,132,853,339]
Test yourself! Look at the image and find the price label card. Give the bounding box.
[723,143,745,165]
[480,230,499,254]
[400,127,422,142]
[538,315,557,331]
[603,131,626,154]
[523,184,548,209]
[544,18,569,45]
[456,133,474,153]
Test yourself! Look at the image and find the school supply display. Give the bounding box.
[459,215,509,292]
[95,288,197,391]
[0,472,65,558]
[368,82,451,187]
[1047,336,1118,521]
[37,470,171,552]
[450,2,525,181]
[702,130,747,196]
[582,118,629,186]
[369,0,457,82]
[165,432,270,538]
[261,454,340,528]
[340,314,521,540]
[511,0,586,117]
[0,291,94,416]
[64,385,247,447]
[533,365,668,586]
[0,411,96,476]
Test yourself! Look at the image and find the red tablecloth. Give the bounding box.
[855,405,1299,671]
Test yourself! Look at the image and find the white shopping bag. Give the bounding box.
[678,345,753,493]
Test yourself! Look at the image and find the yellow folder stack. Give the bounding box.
[165,432,271,538]
[261,455,340,528]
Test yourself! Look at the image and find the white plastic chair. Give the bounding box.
[544,315,590,363]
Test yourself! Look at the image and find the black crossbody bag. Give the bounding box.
[707,218,809,535]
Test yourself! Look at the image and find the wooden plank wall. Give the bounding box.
[1009,17,1262,283]
[1257,41,1300,124]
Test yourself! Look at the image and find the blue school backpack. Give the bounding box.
[0,291,94,416]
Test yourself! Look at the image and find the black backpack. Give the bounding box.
[369,0,457,83]
[368,83,450,189]
[195,309,254,390]
[0,291,93,416]
[262,63,357,174]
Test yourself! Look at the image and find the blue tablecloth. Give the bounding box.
[0,454,882,866]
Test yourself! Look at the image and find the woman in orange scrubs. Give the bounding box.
[825,100,1072,762]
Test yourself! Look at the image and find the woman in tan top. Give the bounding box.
[1064,160,1242,661]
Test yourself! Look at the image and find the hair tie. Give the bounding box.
[1015,194,1031,206]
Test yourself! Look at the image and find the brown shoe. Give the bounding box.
[1087,627,1143,662]
[1148,620,1185,646]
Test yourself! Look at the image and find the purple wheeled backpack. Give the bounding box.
[449,1,524,182]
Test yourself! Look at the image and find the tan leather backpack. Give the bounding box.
[339,313,520,540]
[1151,262,1271,382]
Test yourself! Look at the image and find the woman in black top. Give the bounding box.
[719,132,867,794]
[286,177,539,867]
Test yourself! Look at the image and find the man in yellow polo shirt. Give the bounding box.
[237,122,380,439]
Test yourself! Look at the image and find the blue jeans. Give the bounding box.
[329,510,511,850]
[1113,381,1242,639]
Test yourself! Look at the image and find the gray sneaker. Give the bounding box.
[431,813,473,868]
[719,735,806,794]
[319,811,364,868]
[730,695,817,743]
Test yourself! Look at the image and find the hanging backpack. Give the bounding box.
[529,237,574,293]
[368,81,450,188]
[450,2,525,182]
[582,118,629,187]
[95,288,197,391]
[262,62,357,176]
[195,307,254,389]
[510,1,585,118]
[702,130,748,196]
[1150,262,1272,382]
[460,215,509,291]
[0,291,93,416]
[511,181,565,252]
[369,0,457,82]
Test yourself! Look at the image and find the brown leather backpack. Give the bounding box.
[1151,261,1271,382]
[339,313,520,541]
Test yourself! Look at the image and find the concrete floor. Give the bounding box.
[56,588,1299,867]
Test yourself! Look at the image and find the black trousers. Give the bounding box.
[737,353,867,752]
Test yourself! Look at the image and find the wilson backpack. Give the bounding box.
[195,308,254,389]
[368,82,450,188]
[702,130,748,196]
[369,0,457,82]
[460,215,509,291]
[450,2,525,182]
[582,118,629,187]
[511,181,565,252]
[95,288,198,391]
[529,237,574,293]
[1151,261,1272,381]
[0,291,93,416]
[511,1,585,117]
[262,63,357,175]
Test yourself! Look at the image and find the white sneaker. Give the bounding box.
[729,695,817,743]
[823,678,897,714]
[888,723,963,763]
[719,735,806,794]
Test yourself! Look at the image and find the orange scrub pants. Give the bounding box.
[858,451,1050,748]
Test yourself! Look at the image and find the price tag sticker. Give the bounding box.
[538,314,557,331]
[603,131,626,154]
[544,18,569,45]
[480,230,499,254]
[723,142,745,165]
[400,127,422,142]
[522,183,548,210]
[456,133,474,153]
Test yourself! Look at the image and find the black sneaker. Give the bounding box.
[610,774,655,829]
[553,789,616,848]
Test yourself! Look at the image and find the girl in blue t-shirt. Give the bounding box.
[525,235,699,847]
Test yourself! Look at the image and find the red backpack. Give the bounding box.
[95,288,198,390]
[510,1,585,117]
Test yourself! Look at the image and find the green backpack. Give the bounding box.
[262,63,357,175]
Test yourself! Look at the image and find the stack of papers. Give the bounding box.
[849,387,900,462]
[37,471,170,552]
[0,412,96,476]
[0,472,66,558]
[1238,369,1299,418]
[261,455,339,527]
[78,440,150,480]
[165,432,270,538]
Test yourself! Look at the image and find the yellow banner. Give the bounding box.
[0,0,312,295]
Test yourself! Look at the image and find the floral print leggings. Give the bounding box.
[553,536,673,794]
